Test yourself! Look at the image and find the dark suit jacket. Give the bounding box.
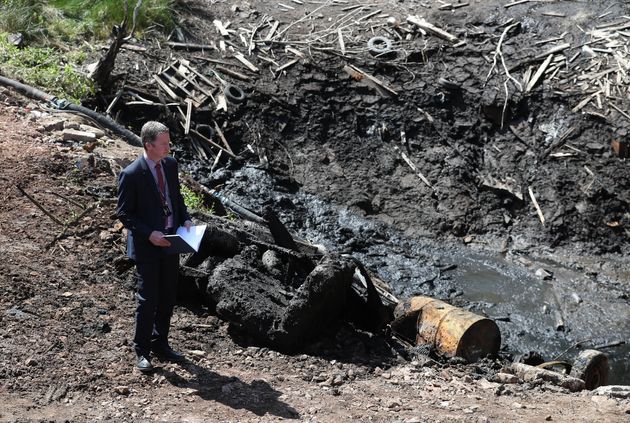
[117,155,190,261]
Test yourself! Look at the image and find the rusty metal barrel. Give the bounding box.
[394,296,501,362]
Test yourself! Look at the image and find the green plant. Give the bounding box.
[181,184,214,214]
[49,0,176,39]
[0,34,94,102]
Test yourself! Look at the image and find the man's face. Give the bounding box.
[146,132,171,161]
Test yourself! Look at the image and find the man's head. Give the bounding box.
[141,121,170,162]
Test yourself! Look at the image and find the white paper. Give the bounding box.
[175,224,206,252]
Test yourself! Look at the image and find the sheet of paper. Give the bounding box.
[175,224,206,252]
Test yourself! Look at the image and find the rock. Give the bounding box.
[114,386,130,395]
[478,378,500,390]
[261,249,283,275]
[585,142,605,153]
[592,385,630,399]
[42,119,65,132]
[512,402,525,409]
[386,398,401,408]
[63,129,96,143]
[25,357,37,366]
[8,33,24,48]
[79,124,105,138]
[495,372,519,384]
[535,268,553,280]
[545,415,552,421]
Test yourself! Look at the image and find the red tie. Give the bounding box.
[155,162,166,199]
[155,162,168,228]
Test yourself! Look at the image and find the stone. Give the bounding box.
[42,119,65,132]
[495,372,520,384]
[79,124,105,138]
[592,385,630,399]
[114,386,130,395]
[25,357,37,366]
[535,268,553,280]
[63,129,96,143]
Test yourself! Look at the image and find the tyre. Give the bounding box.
[224,84,246,104]
[367,36,393,56]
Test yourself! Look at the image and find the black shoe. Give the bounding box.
[152,345,185,362]
[136,355,154,373]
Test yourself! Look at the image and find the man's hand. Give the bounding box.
[149,230,171,247]
[184,220,192,232]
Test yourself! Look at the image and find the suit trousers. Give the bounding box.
[133,251,179,357]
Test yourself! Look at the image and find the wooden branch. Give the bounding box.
[528,186,545,225]
[46,202,99,249]
[407,15,458,43]
[213,121,234,155]
[343,65,398,96]
[393,146,434,191]
[215,65,251,82]
[17,185,63,225]
[234,52,259,72]
[189,127,236,158]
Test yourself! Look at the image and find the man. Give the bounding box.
[117,121,191,372]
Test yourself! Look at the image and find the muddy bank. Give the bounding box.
[213,165,630,384]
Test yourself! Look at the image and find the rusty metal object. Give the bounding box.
[611,139,628,158]
[391,296,435,342]
[537,360,572,374]
[393,296,500,362]
[570,349,609,390]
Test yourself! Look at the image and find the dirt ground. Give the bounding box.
[0,96,627,421]
[1,0,630,421]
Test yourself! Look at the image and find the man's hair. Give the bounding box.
[140,121,169,146]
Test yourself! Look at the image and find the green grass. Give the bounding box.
[0,0,175,41]
[0,34,94,102]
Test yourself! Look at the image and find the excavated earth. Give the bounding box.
[1,0,630,421]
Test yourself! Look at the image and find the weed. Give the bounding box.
[0,34,94,102]
[181,184,215,215]
[0,0,175,41]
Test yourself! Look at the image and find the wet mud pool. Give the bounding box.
[209,165,629,384]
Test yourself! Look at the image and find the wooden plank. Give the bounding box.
[525,54,553,92]
[338,28,345,55]
[265,21,280,41]
[213,20,230,37]
[276,59,299,73]
[172,65,214,98]
[153,75,180,102]
[234,52,260,72]
[184,99,193,135]
[180,61,217,88]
